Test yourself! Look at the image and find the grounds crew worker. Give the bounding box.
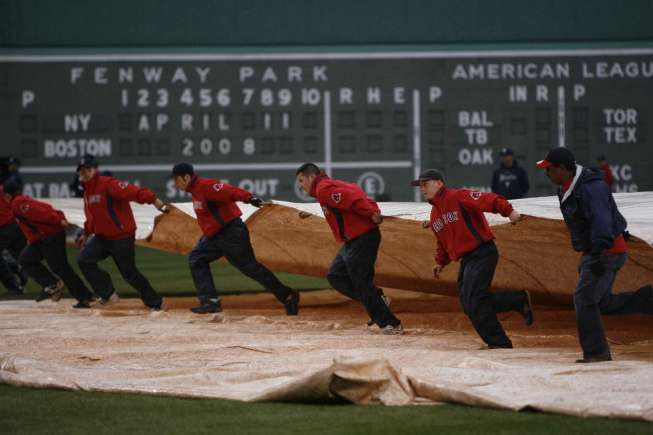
[171,162,300,315]
[537,148,653,363]
[0,183,28,295]
[296,163,403,334]
[76,155,165,310]
[3,181,95,307]
[413,169,533,348]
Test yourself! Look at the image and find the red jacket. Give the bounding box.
[10,194,65,243]
[310,173,380,243]
[185,175,252,238]
[0,186,14,227]
[82,174,157,240]
[429,188,513,265]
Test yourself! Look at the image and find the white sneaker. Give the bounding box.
[91,292,120,308]
[381,324,404,335]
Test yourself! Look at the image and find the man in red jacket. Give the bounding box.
[0,184,28,294]
[3,181,95,307]
[76,155,166,310]
[171,163,300,315]
[295,163,402,334]
[412,169,533,348]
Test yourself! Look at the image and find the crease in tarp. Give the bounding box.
[1,291,652,421]
[4,352,651,420]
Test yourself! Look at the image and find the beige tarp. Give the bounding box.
[1,291,652,420]
[1,194,651,420]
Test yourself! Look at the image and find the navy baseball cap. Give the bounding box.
[77,155,99,171]
[499,147,514,157]
[411,169,445,186]
[171,162,194,178]
[536,147,575,169]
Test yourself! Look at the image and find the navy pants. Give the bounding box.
[457,241,525,347]
[20,231,94,302]
[574,253,653,357]
[0,223,27,291]
[188,218,291,303]
[326,229,401,328]
[78,235,162,308]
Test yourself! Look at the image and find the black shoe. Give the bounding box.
[35,288,51,302]
[190,300,222,314]
[72,300,93,309]
[284,290,300,316]
[576,351,612,363]
[519,290,534,326]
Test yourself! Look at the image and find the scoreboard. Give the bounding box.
[1,48,652,201]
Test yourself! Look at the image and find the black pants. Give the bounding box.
[19,231,94,302]
[457,241,525,347]
[327,229,401,328]
[0,223,27,291]
[574,253,653,357]
[78,235,162,308]
[188,218,291,303]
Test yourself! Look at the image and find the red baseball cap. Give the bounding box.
[536,148,575,169]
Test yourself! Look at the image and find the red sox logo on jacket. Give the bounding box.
[19,203,30,214]
[118,181,129,189]
[432,211,460,233]
[213,183,224,192]
[470,191,482,200]
[331,192,342,203]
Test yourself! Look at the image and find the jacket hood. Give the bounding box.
[577,167,606,186]
[560,165,605,204]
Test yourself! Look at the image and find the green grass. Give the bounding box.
[0,384,650,435]
[0,245,329,300]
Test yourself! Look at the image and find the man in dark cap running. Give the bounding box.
[537,147,652,363]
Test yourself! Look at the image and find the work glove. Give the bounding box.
[249,197,265,208]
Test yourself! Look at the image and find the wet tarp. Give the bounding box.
[2,194,649,420]
[1,291,652,420]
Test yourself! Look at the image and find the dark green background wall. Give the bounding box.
[1,0,652,48]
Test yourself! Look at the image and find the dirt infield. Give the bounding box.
[1,290,652,420]
[160,290,652,348]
